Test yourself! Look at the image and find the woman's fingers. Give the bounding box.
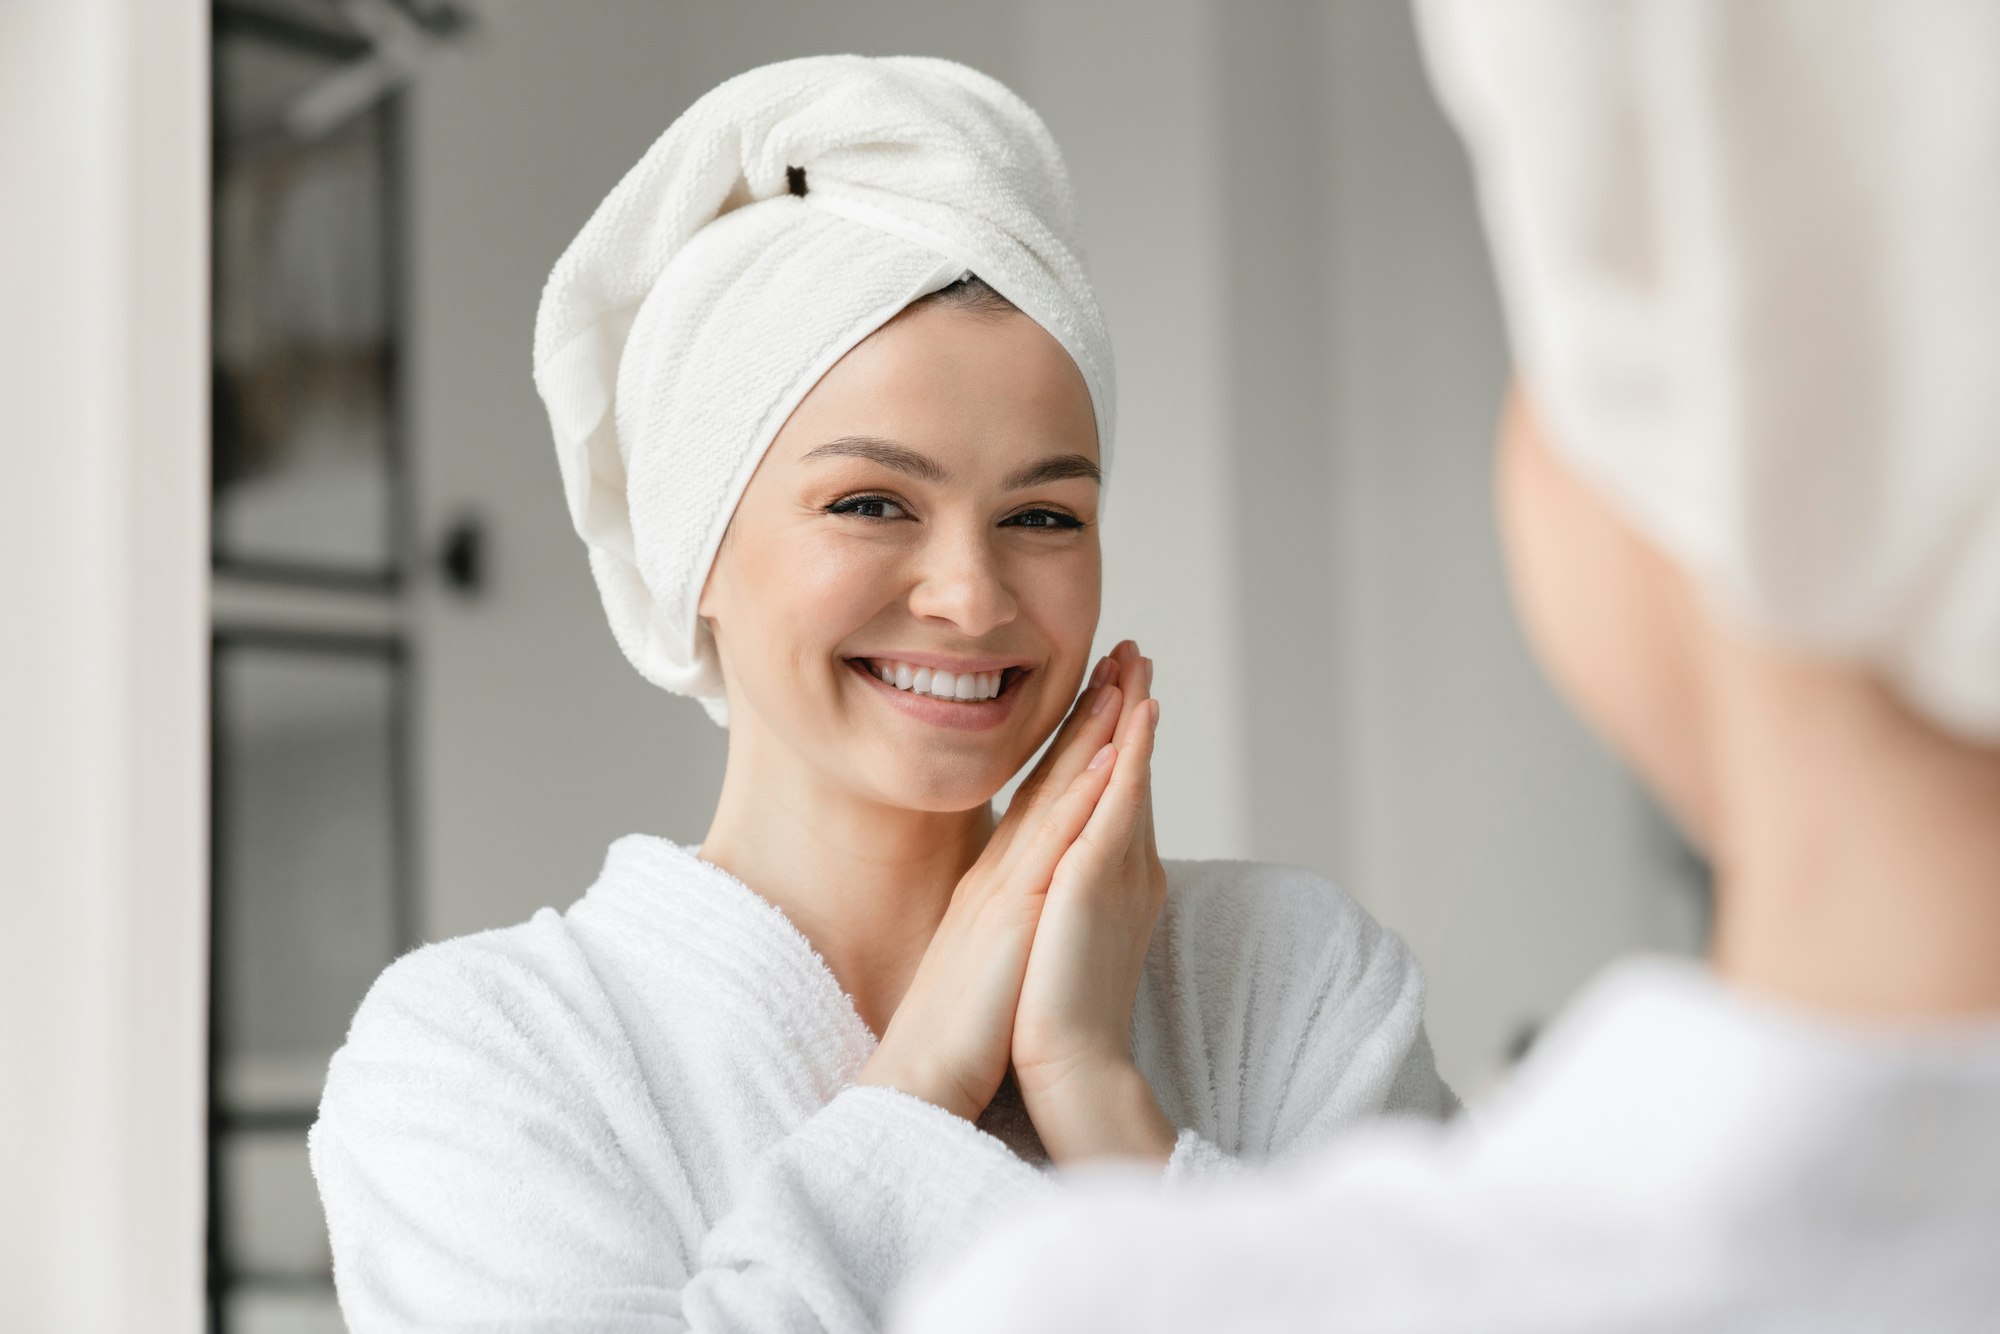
[1006,736,1122,894]
[1106,644,1152,743]
[1029,652,1124,794]
[992,686,1119,865]
[1024,645,1156,884]
[1068,694,1159,861]
[1004,651,1114,812]
[1017,678,1122,823]
[992,643,1135,853]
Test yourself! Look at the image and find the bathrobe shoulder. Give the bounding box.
[1135,858,1456,1168]
[309,836,1449,1333]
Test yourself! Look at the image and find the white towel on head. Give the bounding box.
[1418,0,2000,742]
[532,56,1116,725]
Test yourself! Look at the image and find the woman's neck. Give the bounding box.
[1706,643,2000,1017]
[697,720,995,1037]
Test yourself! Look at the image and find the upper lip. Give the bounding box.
[849,651,1036,674]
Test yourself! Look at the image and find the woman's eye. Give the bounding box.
[1002,508,1084,531]
[827,495,909,521]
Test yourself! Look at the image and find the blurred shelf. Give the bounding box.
[212,574,406,637]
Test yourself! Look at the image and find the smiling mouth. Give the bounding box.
[846,658,1029,703]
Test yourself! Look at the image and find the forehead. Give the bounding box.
[770,301,1100,469]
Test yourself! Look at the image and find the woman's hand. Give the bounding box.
[855,652,1127,1122]
[1011,642,1177,1165]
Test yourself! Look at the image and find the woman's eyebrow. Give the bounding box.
[801,437,1100,490]
[1003,453,1101,490]
[801,436,948,483]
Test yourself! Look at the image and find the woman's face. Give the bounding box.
[698,297,1102,812]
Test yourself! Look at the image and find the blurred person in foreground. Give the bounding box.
[893,2,2000,1329]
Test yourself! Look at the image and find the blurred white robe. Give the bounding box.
[309,835,1453,1332]
[892,959,2000,1333]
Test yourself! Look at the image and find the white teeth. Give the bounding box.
[865,660,1008,701]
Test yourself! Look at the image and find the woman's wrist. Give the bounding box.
[1020,1056,1177,1167]
[855,1046,985,1124]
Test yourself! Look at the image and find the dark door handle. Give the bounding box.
[438,514,486,596]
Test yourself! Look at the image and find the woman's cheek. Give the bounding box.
[1042,541,1101,650]
[1019,541,1100,717]
[780,529,908,632]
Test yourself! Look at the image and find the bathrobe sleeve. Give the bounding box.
[310,939,1050,1334]
[1144,861,1457,1186]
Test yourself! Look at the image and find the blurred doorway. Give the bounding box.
[205,4,475,1329]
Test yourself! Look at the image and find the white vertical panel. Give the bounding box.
[0,1,209,1331]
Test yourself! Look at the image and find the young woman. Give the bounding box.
[310,55,1451,1332]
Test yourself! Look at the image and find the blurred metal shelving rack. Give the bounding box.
[204,2,479,1329]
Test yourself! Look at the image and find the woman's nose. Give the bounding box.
[905,529,1019,637]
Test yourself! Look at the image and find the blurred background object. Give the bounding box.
[200,3,1708,1328]
[207,3,461,1327]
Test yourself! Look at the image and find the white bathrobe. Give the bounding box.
[309,835,1453,1332]
[890,960,2000,1333]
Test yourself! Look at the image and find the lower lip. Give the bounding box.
[846,660,1027,733]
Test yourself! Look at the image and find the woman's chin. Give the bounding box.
[871,770,1010,815]
[840,746,1020,815]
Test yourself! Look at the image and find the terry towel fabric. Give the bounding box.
[1418,0,2000,741]
[893,957,2000,1333]
[531,56,1116,726]
[309,837,1455,1332]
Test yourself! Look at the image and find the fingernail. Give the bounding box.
[1087,742,1116,771]
[1142,657,1155,688]
[1148,698,1161,727]
[1091,685,1119,715]
[1090,656,1116,688]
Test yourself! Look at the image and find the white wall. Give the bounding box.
[0,2,209,1330]
[1311,1,1703,1089]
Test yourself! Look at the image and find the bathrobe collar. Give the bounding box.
[578,833,881,1098]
